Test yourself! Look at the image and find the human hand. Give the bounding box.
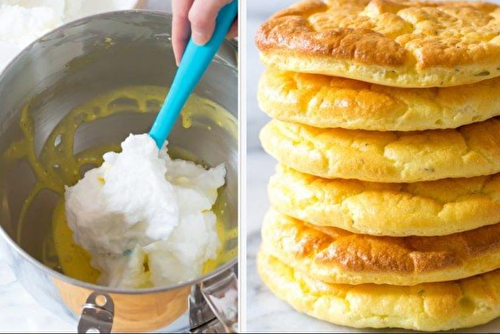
[172,0,238,65]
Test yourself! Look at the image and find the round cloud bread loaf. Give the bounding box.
[261,210,500,286]
[269,165,500,236]
[256,0,500,88]
[258,68,500,131]
[260,118,500,183]
[258,250,500,332]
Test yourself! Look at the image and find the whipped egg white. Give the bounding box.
[64,133,225,288]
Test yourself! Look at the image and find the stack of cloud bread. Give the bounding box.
[255,0,500,331]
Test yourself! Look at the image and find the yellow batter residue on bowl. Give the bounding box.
[4,85,237,286]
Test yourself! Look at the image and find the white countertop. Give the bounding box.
[0,238,74,332]
[246,0,500,332]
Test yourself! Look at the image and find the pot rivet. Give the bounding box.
[95,295,107,307]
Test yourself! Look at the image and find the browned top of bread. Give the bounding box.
[262,210,500,285]
[256,0,500,87]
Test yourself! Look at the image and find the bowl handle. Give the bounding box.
[77,292,114,333]
[198,268,239,333]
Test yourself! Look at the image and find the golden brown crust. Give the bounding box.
[258,250,500,331]
[261,210,500,285]
[269,165,500,236]
[258,68,500,131]
[256,0,500,87]
[256,0,407,67]
[260,119,500,183]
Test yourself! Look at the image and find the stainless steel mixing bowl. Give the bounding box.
[0,11,238,333]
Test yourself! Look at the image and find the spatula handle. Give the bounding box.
[149,0,238,148]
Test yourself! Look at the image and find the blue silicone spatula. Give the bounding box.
[149,0,238,148]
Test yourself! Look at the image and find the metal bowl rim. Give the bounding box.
[0,9,238,79]
[0,9,238,294]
